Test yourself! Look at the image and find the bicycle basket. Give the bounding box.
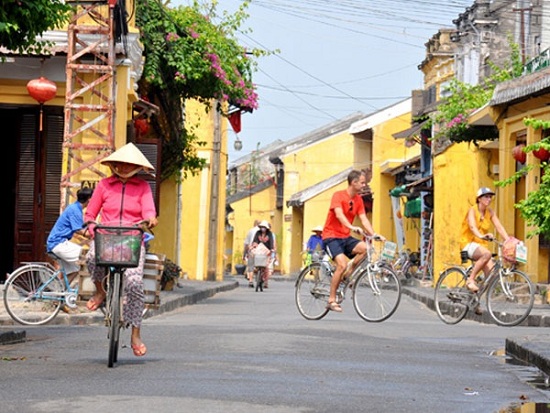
[252,254,268,268]
[502,237,520,264]
[94,226,143,268]
[381,241,397,261]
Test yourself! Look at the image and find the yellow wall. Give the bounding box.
[166,99,227,281]
[280,132,367,274]
[371,112,418,244]
[432,142,499,283]
[153,178,179,267]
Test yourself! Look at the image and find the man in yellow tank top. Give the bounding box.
[459,187,510,292]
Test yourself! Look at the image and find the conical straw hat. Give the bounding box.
[101,142,154,170]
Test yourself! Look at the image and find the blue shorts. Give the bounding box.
[324,237,360,260]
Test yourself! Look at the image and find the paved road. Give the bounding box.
[1,277,550,413]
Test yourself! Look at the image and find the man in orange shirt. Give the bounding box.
[322,170,380,312]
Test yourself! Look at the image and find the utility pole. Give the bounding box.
[206,106,221,281]
[513,2,533,64]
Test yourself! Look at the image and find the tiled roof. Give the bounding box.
[490,67,550,105]
[286,167,353,207]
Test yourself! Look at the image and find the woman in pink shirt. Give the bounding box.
[85,143,158,357]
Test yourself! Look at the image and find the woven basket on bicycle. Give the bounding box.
[94,225,144,268]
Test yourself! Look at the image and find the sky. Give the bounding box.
[172,0,475,162]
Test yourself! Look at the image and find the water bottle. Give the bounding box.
[321,254,332,277]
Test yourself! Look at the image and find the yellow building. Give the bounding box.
[486,64,550,283]
[227,100,421,277]
[0,1,150,280]
[0,1,229,283]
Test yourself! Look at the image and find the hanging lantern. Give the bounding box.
[134,118,150,135]
[512,144,526,164]
[27,76,57,132]
[533,147,550,161]
[234,137,243,151]
[26,77,57,104]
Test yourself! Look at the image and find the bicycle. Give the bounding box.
[91,222,145,368]
[434,239,535,327]
[252,253,268,292]
[295,235,401,322]
[392,248,421,280]
[3,257,79,326]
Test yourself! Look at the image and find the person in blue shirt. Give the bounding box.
[304,226,324,267]
[307,226,324,253]
[47,188,93,282]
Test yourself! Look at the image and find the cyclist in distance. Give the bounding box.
[460,187,510,293]
[243,219,260,288]
[84,143,158,357]
[321,169,381,313]
[250,220,275,288]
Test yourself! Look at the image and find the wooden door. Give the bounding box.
[13,107,63,267]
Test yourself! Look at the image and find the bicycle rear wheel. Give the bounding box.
[434,267,469,324]
[3,264,63,326]
[353,264,401,322]
[295,262,330,320]
[486,268,535,327]
[254,267,263,292]
[107,270,122,368]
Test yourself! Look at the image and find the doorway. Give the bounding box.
[0,105,63,282]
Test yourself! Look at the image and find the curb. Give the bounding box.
[0,330,26,345]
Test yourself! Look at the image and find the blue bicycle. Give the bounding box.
[3,256,79,325]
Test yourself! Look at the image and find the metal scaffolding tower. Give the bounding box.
[62,0,118,209]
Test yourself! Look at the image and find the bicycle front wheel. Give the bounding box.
[434,267,469,325]
[486,268,535,327]
[295,262,330,320]
[3,264,63,326]
[107,270,122,368]
[353,264,401,322]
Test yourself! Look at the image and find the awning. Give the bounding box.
[287,168,352,207]
[392,120,429,139]
[407,175,433,193]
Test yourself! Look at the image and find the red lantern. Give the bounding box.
[228,110,242,134]
[26,77,57,104]
[134,118,150,135]
[512,144,526,164]
[533,147,550,161]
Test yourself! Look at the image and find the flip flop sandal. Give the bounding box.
[86,296,105,311]
[326,301,342,312]
[131,343,147,357]
[466,281,479,293]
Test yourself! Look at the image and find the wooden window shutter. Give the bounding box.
[135,140,161,212]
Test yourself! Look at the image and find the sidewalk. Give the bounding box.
[1,274,550,379]
[0,278,239,344]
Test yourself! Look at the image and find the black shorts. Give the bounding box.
[324,237,360,260]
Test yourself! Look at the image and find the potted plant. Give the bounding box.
[540,287,548,305]
[233,249,246,275]
[161,258,181,291]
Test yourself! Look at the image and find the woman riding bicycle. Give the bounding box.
[249,220,275,288]
[84,143,158,357]
[460,187,510,293]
